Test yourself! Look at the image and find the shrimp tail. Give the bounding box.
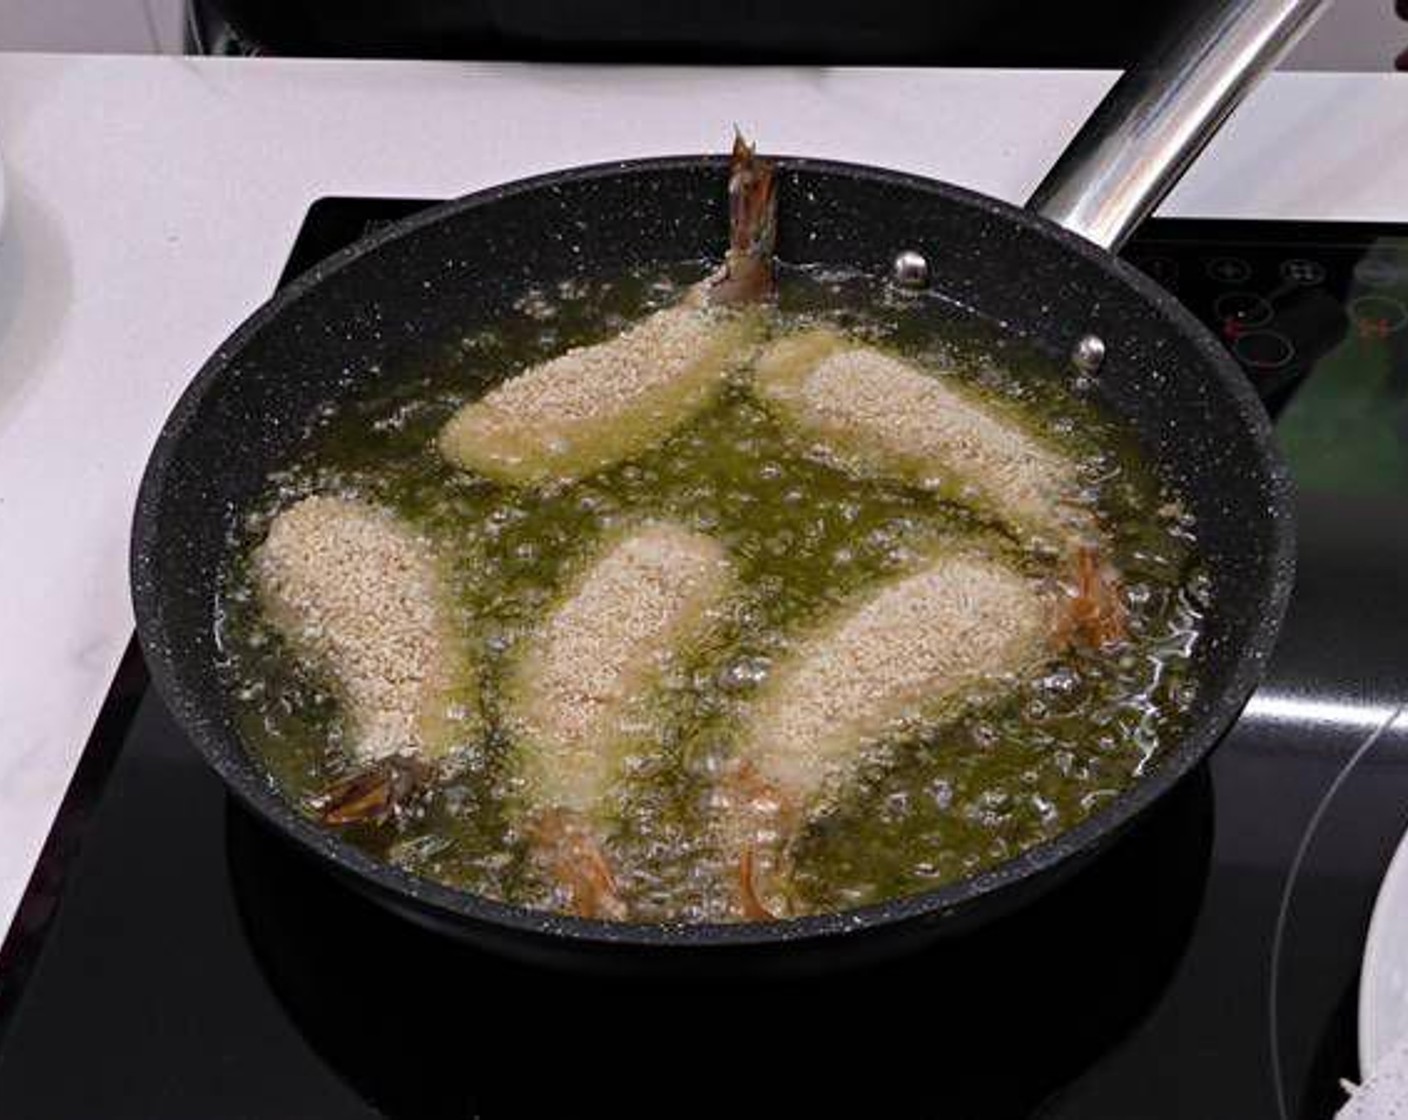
[534,808,628,921]
[312,755,433,825]
[1059,544,1128,650]
[725,760,797,920]
[707,130,778,306]
[738,844,780,921]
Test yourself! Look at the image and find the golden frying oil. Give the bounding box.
[218,263,1204,922]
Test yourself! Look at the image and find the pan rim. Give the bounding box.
[131,153,1295,950]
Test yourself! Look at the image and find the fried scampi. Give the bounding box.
[252,496,477,824]
[720,548,1066,918]
[505,523,734,919]
[755,329,1089,548]
[437,135,776,486]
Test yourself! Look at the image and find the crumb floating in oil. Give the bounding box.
[218,261,1204,924]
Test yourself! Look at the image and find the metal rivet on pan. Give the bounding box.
[892,250,930,289]
[1071,334,1106,374]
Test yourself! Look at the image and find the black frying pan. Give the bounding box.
[130,1,1315,970]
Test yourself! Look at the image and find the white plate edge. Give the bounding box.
[1359,818,1408,1075]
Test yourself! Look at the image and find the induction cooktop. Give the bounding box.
[1,200,1405,1119]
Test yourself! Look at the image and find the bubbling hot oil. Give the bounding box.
[218,263,1204,923]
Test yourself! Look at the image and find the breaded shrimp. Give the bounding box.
[755,330,1094,548]
[438,305,760,486]
[253,496,476,823]
[506,522,734,919]
[723,549,1056,919]
[439,135,777,487]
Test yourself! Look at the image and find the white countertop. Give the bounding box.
[1,53,1406,947]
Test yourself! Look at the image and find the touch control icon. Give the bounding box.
[1280,259,1325,286]
[1207,256,1252,284]
[1214,292,1274,332]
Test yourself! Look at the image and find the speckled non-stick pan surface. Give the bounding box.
[131,156,1294,970]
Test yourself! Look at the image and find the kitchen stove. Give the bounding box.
[0,199,1405,1119]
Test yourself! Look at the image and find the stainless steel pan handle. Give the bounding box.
[1028,0,1331,253]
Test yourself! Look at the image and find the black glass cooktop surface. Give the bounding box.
[1,201,1406,1119]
